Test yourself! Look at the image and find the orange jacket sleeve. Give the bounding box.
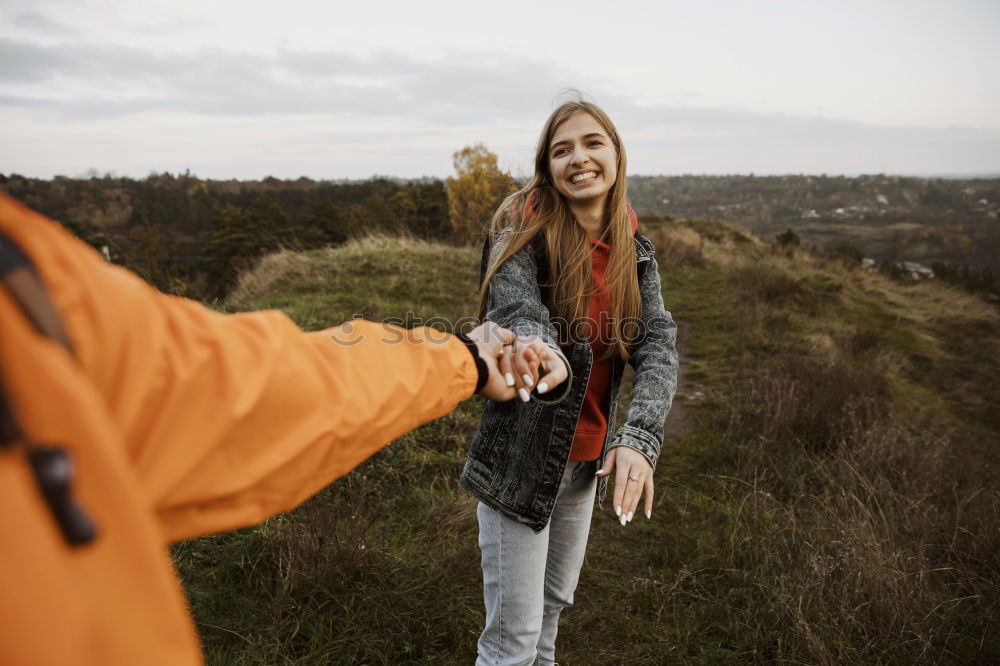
[0,193,478,542]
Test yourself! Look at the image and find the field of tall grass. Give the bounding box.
[173,222,999,664]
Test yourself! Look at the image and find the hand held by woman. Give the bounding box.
[497,334,570,402]
[466,322,569,402]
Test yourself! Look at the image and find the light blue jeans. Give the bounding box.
[475,460,597,666]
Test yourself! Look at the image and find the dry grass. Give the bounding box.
[226,248,317,308]
[227,234,456,310]
[642,224,707,268]
[680,219,1000,663]
[175,227,999,664]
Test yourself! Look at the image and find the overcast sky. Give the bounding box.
[2,0,999,180]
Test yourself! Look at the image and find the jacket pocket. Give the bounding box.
[499,401,556,505]
[466,400,514,486]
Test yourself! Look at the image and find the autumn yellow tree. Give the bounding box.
[445,143,518,241]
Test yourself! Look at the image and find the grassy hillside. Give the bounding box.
[173,224,999,664]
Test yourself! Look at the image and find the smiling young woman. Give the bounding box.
[462,94,679,664]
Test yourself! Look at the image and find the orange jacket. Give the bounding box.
[0,193,478,665]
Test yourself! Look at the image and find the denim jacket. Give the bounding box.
[461,229,678,532]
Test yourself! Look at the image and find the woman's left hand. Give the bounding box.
[596,447,654,526]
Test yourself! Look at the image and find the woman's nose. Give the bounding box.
[570,146,589,165]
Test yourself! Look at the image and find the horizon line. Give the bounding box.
[3,170,1000,182]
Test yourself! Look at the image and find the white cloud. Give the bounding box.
[1,0,998,178]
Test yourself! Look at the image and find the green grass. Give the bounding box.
[174,226,1000,664]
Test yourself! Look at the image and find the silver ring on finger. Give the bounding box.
[627,475,639,483]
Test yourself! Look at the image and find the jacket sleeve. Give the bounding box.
[609,251,678,469]
[2,195,478,542]
[484,232,573,404]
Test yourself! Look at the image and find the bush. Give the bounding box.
[832,244,864,267]
[775,228,801,247]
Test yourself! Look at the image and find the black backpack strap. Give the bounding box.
[479,235,491,288]
[479,231,551,298]
[0,235,73,353]
[0,236,31,448]
[0,232,28,273]
[0,230,97,547]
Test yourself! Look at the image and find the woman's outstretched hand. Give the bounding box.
[497,334,570,403]
[596,447,654,526]
[464,324,570,403]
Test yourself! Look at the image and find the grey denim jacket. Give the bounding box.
[460,229,678,532]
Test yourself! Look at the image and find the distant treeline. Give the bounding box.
[3,171,998,302]
[1,172,451,300]
[630,174,1000,273]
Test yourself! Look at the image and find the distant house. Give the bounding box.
[897,261,935,280]
[875,194,889,205]
[801,209,820,219]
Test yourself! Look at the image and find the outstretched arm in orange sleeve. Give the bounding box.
[0,193,536,542]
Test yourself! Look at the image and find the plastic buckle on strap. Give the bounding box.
[27,445,98,547]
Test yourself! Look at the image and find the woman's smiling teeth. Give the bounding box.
[571,171,598,184]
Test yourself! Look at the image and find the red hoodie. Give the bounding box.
[520,195,638,461]
[569,206,638,461]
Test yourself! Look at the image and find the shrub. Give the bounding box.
[775,228,801,246]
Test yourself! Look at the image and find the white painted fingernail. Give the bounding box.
[595,468,604,476]
[620,514,627,526]
[627,511,634,523]
[615,505,621,517]
[646,510,652,520]
[522,374,533,387]
[537,382,549,394]
[518,388,530,402]
[505,373,515,387]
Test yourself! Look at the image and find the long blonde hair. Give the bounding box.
[478,97,641,360]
